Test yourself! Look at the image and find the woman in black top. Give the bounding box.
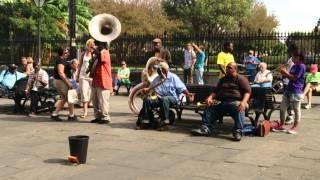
[51,48,77,121]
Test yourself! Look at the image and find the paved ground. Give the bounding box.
[1,93,320,180]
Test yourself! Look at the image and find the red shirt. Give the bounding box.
[92,49,112,89]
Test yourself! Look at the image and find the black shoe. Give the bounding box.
[98,119,110,124]
[91,118,101,123]
[191,127,210,136]
[233,129,242,141]
[67,116,78,121]
[51,115,62,121]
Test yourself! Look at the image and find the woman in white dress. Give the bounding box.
[77,39,95,118]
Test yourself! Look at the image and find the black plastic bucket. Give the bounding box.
[68,135,89,164]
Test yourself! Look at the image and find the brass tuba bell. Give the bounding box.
[88,13,121,44]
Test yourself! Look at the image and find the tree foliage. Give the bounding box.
[162,0,253,33]
[0,0,92,39]
[242,1,279,33]
[89,0,182,35]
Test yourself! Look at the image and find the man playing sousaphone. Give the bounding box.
[136,61,194,131]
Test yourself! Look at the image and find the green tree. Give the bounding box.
[242,2,279,33]
[162,0,253,33]
[0,0,93,39]
[89,0,181,35]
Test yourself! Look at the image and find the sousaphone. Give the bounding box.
[88,13,121,44]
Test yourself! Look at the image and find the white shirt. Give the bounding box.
[79,53,92,79]
[27,69,49,91]
[183,49,196,69]
[283,57,294,85]
[254,69,273,83]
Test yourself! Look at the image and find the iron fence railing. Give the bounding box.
[0,32,319,71]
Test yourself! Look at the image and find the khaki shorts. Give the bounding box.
[54,79,69,101]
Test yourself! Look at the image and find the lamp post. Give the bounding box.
[34,0,45,64]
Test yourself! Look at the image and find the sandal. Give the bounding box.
[80,113,87,118]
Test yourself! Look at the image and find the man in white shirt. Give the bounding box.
[25,62,49,117]
[183,42,196,84]
[251,62,273,87]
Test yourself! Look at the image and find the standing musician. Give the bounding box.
[90,41,113,124]
[137,61,193,131]
[145,38,172,65]
[24,62,49,117]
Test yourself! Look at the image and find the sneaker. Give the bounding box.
[191,127,210,136]
[233,129,242,141]
[67,116,78,121]
[285,115,294,125]
[304,104,311,109]
[287,128,297,134]
[98,119,110,124]
[163,119,170,125]
[91,118,101,123]
[28,113,36,118]
[272,125,286,132]
[51,115,62,121]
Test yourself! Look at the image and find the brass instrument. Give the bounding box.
[87,14,121,77]
[88,13,121,44]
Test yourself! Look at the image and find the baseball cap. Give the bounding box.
[153,38,161,43]
[310,64,318,73]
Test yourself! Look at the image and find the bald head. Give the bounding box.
[258,62,267,72]
[225,62,238,77]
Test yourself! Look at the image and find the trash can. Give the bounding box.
[68,135,89,164]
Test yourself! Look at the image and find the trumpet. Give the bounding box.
[275,64,287,72]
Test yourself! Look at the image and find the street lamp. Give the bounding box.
[34,0,45,64]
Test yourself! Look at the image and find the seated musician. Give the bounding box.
[251,62,273,88]
[303,64,320,109]
[0,64,26,112]
[0,64,26,91]
[136,61,193,131]
[24,62,49,117]
[191,62,251,141]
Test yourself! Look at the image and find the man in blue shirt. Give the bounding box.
[136,61,193,131]
[0,64,26,91]
[244,50,260,82]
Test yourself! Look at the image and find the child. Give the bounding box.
[273,50,306,134]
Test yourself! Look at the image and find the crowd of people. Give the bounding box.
[0,37,319,141]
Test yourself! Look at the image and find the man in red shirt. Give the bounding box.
[90,41,113,124]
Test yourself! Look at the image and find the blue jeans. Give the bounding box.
[251,82,272,88]
[195,69,204,85]
[138,96,177,125]
[201,101,245,133]
[246,69,256,83]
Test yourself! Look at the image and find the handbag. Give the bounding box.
[256,120,271,137]
[67,89,79,104]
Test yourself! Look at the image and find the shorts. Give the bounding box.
[54,79,69,101]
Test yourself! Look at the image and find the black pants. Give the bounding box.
[137,96,177,127]
[30,91,40,113]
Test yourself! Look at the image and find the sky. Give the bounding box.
[261,0,320,32]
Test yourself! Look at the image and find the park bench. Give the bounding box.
[173,84,255,126]
[249,87,281,126]
[173,85,283,128]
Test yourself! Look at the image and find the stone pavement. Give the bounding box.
[1,94,320,180]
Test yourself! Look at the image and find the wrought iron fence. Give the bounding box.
[0,32,319,71]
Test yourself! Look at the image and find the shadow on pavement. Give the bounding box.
[43,158,76,166]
